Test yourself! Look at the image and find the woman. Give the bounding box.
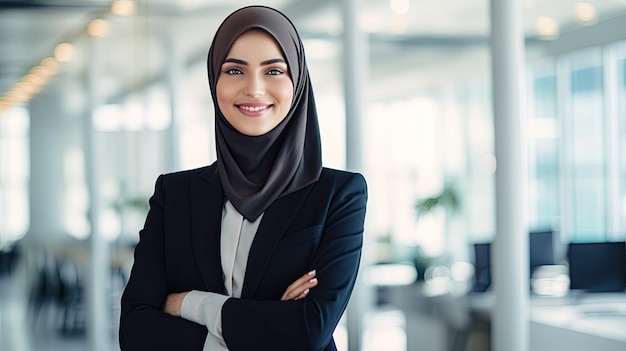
[119,5,367,351]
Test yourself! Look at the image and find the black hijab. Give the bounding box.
[207,6,322,221]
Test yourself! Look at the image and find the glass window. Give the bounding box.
[528,44,626,244]
[533,75,557,119]
[563,50,606,242]
[364,97,445,261]
[464,83,495,243]
[530,137,560,228]
[528,64,560,231]
[0,107,30,247]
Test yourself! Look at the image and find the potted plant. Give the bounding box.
[411,181,461,280]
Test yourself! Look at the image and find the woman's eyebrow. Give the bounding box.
[222,58,286,66]
[223,58,247,65]
[260,58,287,66]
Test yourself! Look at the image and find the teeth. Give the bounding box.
[239,105,268,112]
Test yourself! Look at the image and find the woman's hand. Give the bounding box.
[163,291,189,317]
[281,270,318,300]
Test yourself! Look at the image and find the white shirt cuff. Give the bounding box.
[181,290,229,340]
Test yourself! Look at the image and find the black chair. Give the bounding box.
[28,250,62,329]
[56,257,85,336]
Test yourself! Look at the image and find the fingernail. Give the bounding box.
[304,288,309,294]
[308,270,316,275]
[309,278,318,284]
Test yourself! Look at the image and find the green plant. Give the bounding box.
[414,181,460,219]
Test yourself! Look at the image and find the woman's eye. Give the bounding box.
[225,68,243,75]
[266,68,284,76]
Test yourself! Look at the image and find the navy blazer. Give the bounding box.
[119,163,367,351]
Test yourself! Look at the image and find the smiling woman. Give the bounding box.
[216,29,294,137]
[119,6,368,351]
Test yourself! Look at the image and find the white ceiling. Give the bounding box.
[1,0,626,106]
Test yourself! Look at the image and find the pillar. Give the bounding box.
[85,37,112,351]
[489,0,530,350]
[342,0,372,350]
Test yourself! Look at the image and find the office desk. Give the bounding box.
[529,294,626,351]
[388,284,626,351]
[471,292,626,351]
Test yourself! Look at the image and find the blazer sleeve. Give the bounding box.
[221,173,368,351]
[119,175,207,351]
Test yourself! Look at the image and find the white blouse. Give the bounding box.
[180,200,263,350]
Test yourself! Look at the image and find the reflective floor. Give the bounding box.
[0,259,405,351]
[0,265,93,351]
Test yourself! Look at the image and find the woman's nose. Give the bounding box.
[244,75,264,97]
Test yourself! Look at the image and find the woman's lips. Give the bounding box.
[236,103,272,117]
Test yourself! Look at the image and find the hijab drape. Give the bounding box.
[207,6,322,221]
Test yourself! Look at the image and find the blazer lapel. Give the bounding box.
[190,166,226,293]
[241,184,313,297]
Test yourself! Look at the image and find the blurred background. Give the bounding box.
[1,0,626,350]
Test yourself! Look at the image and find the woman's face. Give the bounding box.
[216,30,294,136]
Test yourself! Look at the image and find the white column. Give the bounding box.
[490,0,529,350]
[342,0,372,350]
[343,0,365,173]
[85,37,112,351]
[28,93,65,240]
[164,32,181,173]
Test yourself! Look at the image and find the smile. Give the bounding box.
[237,104,270,112]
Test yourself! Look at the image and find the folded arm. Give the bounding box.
[164,270,319,345]
[220,174,367,351]
[121,172,367,351]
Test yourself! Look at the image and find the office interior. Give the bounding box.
[1,0,626,350]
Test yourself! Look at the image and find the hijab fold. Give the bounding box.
[208,6,322,221]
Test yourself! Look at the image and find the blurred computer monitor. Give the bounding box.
[567,241,626,293]
[472,230,557,293]
[472,243,491,292]
[529,229,556,274]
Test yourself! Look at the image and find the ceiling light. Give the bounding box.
[40,57,59,75]
[390,0,410,16]
[15,81,36,94]
[575,2,596,24]
[112,0,136,16]
[6,89,29,104]
[54,43,74,63]
[29,58,59,78]
[88,19,109,37]
[535,16,559,40]
[22,73,46,87]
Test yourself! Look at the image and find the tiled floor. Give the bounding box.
[1,259,407,351]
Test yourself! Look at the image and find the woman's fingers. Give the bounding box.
[281,270,318,300]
